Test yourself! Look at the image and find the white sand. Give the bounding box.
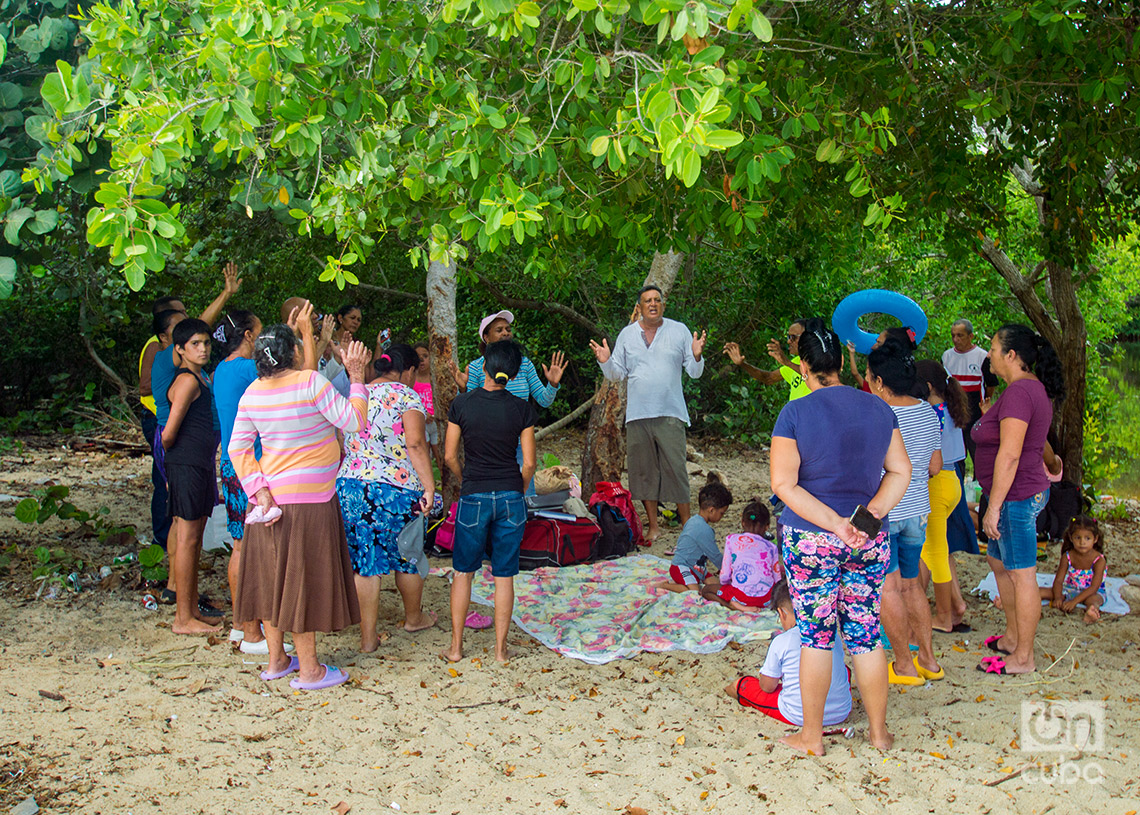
[2,434,1138,813]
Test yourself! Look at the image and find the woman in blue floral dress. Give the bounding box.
[337,344,436,651]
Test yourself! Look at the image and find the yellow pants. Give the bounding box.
[921,469,961,583]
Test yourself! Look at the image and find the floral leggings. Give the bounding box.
[781,526,890,654]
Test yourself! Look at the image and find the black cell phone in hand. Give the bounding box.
[849,504,882,538]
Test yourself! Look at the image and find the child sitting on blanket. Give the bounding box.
[652,476,732,594]
[1040,514,1108,623]
[708,498,783,610]
[726,581,852,727]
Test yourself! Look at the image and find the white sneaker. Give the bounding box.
[229,628,245,643]
[239,639,294,655]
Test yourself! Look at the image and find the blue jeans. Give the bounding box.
[887,515,927,579]
[453,491,527,577]
[991,490,1049,571]
[140,409,171,548]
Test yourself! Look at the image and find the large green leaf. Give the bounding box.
[26,208,59,235]
[0,83,22,109]
[0,256,15,299]
[3,207,34,245]
[0,169,22,197]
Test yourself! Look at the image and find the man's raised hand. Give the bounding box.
[692,330,707,360]
[589,338,611,364]
[766,338,789,366]
[723,341,746,366]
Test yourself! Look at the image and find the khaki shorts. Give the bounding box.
[626,417,690,505]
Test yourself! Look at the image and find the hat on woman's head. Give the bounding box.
[478,310,515,339]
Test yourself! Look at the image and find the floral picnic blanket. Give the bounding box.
[468,554,781,664]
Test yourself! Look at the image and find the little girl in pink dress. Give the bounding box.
[713,499,783,610]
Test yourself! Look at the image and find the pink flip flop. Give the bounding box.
[984,634,1012,655]
[465,611,493,630]
[977,656,1009,674]
[290,664,349,690]
[260,655,300,681]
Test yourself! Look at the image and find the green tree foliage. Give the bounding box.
[26,0,902,290]
[0,0,84,297]
[14,0,1140,485]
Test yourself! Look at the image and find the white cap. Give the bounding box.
[478,310,514,339]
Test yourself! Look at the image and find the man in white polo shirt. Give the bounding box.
[590,285,706,541]
[941,318,992,458]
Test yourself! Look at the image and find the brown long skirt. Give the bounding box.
[236,498,361,634]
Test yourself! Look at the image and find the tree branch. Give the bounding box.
[975,236,1061,348]
[78,299,132,403]
[861,252,947,275]
[356,282,426,301]
[473,273,606,338]
[535,395,594,441]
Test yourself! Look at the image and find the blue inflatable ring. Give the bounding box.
[832,289,928,355]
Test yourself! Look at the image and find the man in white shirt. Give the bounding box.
[941,318,992,457]
[590,286,706,541]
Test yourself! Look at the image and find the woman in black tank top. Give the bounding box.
[162,319,223,636]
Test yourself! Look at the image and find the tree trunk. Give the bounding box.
[1046,259,1086,484]
[580,249,687,491]
[427,257,460,505]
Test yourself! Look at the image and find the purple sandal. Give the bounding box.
[290,664,349,691]
[260,655,300,681]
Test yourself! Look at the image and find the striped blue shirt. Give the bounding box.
[465,355,559,407]
[890,400,942,520]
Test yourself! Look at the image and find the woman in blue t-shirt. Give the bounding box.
[212,310,277,654]
[769,327,910,756]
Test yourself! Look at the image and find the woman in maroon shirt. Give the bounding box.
[972,324,1065,676]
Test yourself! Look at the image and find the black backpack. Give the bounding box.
[591,503,633,560]
[1036,480,1089,541]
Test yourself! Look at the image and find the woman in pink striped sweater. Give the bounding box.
[229,314,372,691]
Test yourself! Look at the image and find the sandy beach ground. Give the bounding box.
[2,431,1138,814]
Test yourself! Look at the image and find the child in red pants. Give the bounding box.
[725,581,852,727]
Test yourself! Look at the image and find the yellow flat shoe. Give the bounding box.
[913,656,945,681]
[888,662,925,686]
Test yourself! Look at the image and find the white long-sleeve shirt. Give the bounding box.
[599,317,703,424]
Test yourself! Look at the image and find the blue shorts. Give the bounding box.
[452,491,527,577]
[990,490,1049,571]
[887,515,926,579]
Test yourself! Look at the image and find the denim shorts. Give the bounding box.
[453,491,527,577]
[887,515,927,579]
[990,490,1049,571]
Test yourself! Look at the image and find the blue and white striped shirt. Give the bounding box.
[890,400,942,520]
